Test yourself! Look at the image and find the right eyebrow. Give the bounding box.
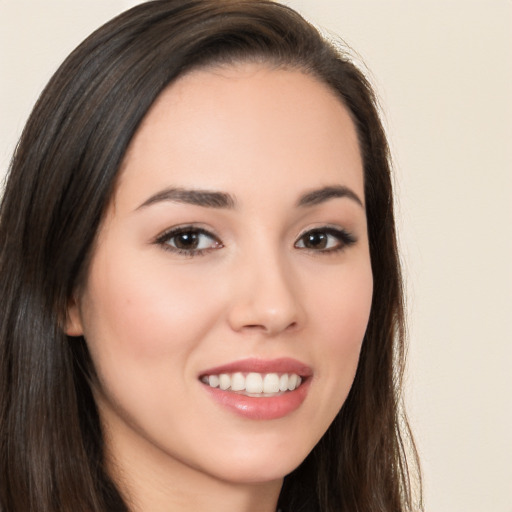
[136,187,237,211]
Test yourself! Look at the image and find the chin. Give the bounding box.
[201,443,311,485]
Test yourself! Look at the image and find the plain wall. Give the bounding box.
[1,1,511,511]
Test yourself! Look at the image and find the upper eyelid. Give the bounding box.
[295,224,353,238]
[154,224,220,243]
[294,226,357,249]
[154,226,222,256]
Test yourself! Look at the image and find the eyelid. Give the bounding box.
[294,225,357,253]
[153,224,223,256]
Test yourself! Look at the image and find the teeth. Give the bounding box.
[279,374,289,391]
[219,374,230,390]
[208,374,220,388]
[246,372,263,393]
[288,374,298,391]
[231,372,245,391]
[204,372,303,394]
[263,373,280,393]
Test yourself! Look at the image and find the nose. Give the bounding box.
[227,248,305,336]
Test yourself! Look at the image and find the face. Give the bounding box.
[67,64,373,490]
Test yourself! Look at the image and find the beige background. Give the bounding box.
[1,1,511,511]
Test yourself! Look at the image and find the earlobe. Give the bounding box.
[65,296,84,337]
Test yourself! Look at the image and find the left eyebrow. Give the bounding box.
[297,185,364,208]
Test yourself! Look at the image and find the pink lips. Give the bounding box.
[200,358,312,420]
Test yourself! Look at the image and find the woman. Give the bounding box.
[0,1,421,511]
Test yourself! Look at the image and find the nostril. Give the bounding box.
[241,320,298,334]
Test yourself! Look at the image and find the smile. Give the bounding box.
[201,372,303,396]
[199,358,312,420]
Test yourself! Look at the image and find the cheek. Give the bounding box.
[315,259,373,343]
[78,249,226,379]
[311,261,373,388]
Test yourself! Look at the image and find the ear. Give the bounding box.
[64,295,84,337]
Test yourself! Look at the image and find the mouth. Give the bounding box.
[200,371,304,397]
[198,358,312,420]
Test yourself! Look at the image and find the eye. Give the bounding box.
[295,227,356,253]
[155,226,222,255]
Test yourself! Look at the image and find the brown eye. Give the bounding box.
[295,227,356,253]
[173,231,201,250]
[157,227,222,255]
[302,232,328,249]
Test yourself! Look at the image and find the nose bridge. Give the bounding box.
[228,236,303,335]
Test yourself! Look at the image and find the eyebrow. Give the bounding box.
[136,184,363,211]
[297,185,364,208]
[137,187,236,210]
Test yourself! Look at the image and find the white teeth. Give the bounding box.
[245,372,263,393]
[287,373,298,391]
[208,375,220,388]
[219,373,230,390]
[279,374,289,391]
[263,373,280,393]
[231,372,245,391]
[203,372,303,394]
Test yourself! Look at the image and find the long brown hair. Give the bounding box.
[0,1,421,511]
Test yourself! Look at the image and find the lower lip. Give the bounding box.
[202,380,310,420]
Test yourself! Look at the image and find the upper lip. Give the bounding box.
[199,357,312,377]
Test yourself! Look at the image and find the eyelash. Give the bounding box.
[154,226,222,256]
[154,225,356,257]
[294,227,357,253]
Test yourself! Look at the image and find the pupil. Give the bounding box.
[305,232,327,249]
[175,232,199,249]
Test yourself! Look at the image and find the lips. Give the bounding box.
[199,358,312,420]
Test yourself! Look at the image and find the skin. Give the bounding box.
[67,63,373,512]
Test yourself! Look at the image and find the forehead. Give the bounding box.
[116,62,364,210]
